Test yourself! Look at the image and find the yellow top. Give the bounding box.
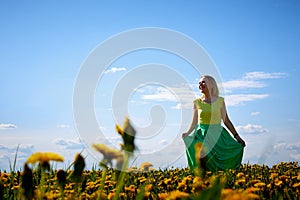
[193,97,224,125]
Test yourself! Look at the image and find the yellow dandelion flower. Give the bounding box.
[94,191,107,199]
[270,173,278,179]
[115,117,136,152]
[164,178,172,185]
[193,177,204,192]
[248,179,260,185]
[279,175,289,181]
[126,167,138,173]
[222,189,260,200]
[275,180,283,187]
[92,144,123,166]
[193,176,202,183]
[149,167,155,171]
[144,191,151,199]
[167,190,189,199]
[254,182,266,188]
[235,179,246,186]
[237,172,244,178]
[125,185,136,193]
[245,187,260,193]
[11,185,20,190]
[158,193,168,200]
[116,124,123,135]
[293,182,300,188]
[194,142,205,161]
[26,152,64,164]
[182,175,193,182]
[145,184,152,192]
[139,162,154,171]
[177,181,187,190]
[107,192,115,200]
[244,192,260,200]
[221,188,234,196]
[138,177,147,183]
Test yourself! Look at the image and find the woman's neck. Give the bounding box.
[201,94,217,103]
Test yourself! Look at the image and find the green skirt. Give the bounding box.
[183,124,244,172]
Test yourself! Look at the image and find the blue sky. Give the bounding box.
[1,1,300,170]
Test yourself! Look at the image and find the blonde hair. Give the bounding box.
[202,75,219,97]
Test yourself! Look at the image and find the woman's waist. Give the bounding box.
[197,123,222,129]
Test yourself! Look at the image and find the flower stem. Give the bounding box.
[113,152,130,200]
[97,167,107,200]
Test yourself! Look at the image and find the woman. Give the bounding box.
[182,75,246,172]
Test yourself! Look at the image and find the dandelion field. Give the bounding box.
[1,160,300,200]
[1,119,299,199]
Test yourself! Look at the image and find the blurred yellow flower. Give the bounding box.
[222,188,260,200]
[167,190,189,200]
[237,172,244,178]
[292,182,300,188]
[164,178,172,185]
[270,173,278,179]
[245,187,260,193]
[126,166,138,173]
[145,184,152,192]
[279,175,289,181]
[158,193,168,200]
[194,142,205,161]
[139,162,153,171]
[138,177,147,183]
[125,184,136,193]
[92,144,123,167]
[275,180,283,187]
[115,117,136,152]
[235,179,246,186]
[254,182,266,188]
[177,181,187,190]
[26,152,64,164]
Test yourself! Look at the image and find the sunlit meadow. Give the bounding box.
[1,118,299,200]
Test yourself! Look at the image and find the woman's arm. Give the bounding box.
[182,103,198,138]
[221,101,246,147]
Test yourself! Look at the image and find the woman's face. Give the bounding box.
[198,77,210,93]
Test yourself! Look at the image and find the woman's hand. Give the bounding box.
[235,135,246,147]
[182,132,189,138]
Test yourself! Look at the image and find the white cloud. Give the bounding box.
[236,124,268,134]
[225,94,269,106]
[158,139,168,146]
[141,87,177,102]
[251,112,260,116]
[104,67,126,74]
[287,118,300,126]
[131,71,285,110]
[0,144,35,171]
[172,103,182,109]
[137,84,197,109]
[284,142,300,152]
[243,71,287,80]
[222,71,286,93]
[0,123,17,130]
[56,124,70,128]
[95,136,122,148]
[272,142,300,160]
[53,138,85,150]
[222,80,266,90]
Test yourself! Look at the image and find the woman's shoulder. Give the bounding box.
[193,98,201,103]
[193,98,201,106]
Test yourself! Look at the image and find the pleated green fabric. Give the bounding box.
[183,124,244,172]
